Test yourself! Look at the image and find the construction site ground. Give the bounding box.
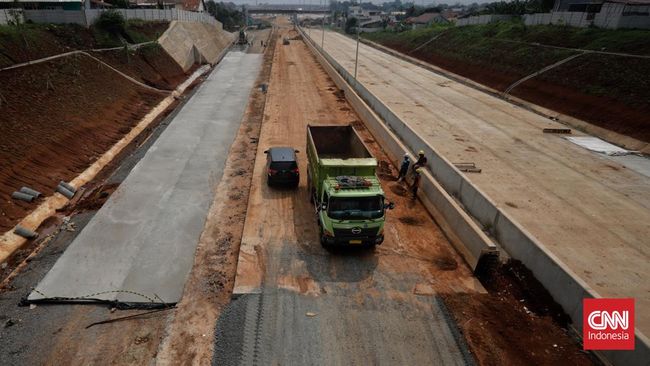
[0,28,271,365]
[312,28,650,338]
[216,20,593,365]
[0,19,630,365]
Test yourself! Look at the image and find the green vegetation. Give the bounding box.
[92,11,167,47]
[205,1,245,31]
[0,21,168,67]
[365,20,650,56]
[345,17,358,34]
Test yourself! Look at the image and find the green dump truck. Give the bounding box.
[306,125,394,248]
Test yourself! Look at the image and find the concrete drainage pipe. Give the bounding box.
[56,185,75,199]
[11,191,35,202]
[14,225,38,239]
[19,187,42,198]
[59,181,76,193]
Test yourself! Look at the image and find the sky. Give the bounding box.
[229,0,493,5]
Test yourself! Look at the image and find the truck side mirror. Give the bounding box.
[264,150,269,154]
[294,149,300,153]
[387,202,395,210]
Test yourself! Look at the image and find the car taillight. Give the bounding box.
[292,168,299,174]
[268,169,277,174]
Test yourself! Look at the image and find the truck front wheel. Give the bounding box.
[319,226,329,248]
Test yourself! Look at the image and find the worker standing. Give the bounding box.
[412,168,422,200]
[397,154,410,182]
[412,150,428,177]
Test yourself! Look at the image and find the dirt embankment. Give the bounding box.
[364,24,650,143]
[442,259,597,366]
[0,23,192,232]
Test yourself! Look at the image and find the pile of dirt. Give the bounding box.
[441,259,597,365]
[365,25,650,143]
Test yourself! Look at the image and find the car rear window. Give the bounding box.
[270,161,297,170]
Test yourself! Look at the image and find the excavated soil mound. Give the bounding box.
[0,55,165,232]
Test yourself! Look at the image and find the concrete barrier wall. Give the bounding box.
[158,21,235,71]
[298,27,498,270]
[299,27,649,366]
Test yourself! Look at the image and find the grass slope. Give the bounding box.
[363,22,650,142]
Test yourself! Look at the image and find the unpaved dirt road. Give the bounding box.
[216,20,594,365]
[312,28,650,336]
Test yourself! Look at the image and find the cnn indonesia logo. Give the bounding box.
[583,298,635,350]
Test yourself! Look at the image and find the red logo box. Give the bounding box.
[583,298,635,350]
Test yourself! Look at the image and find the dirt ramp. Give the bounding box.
[158,21,236,71]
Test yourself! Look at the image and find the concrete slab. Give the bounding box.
[29,52,262,305]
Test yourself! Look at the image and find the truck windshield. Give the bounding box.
[328,196,384,220]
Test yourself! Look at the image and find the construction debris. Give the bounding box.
[453,162,482,173]
[543,128,571,134]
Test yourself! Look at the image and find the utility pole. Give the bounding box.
[354,24,360,80]
[321,0,325,48]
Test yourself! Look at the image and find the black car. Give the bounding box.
[264,147,300,187]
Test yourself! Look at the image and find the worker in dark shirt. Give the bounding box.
[412,168,422,200]
[411,150,427,177]
[397,154,410,182]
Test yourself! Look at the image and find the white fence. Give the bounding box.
[13,8,218,27]
[524,3,650,29]
[456,14,515,26]
[457,3,649,29]
[524,11,594,27]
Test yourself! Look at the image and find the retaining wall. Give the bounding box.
[158,21,235,71]
[299,27,649,366]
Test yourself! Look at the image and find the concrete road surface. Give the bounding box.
[29,52,262,304]
[312,29,650,336]
[220,24,479,365]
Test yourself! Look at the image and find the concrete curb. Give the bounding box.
[301,27,649,366]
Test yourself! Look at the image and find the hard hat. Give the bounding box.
[418,150,424,155]
[415,168,422,173]
[404,153,409,159]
